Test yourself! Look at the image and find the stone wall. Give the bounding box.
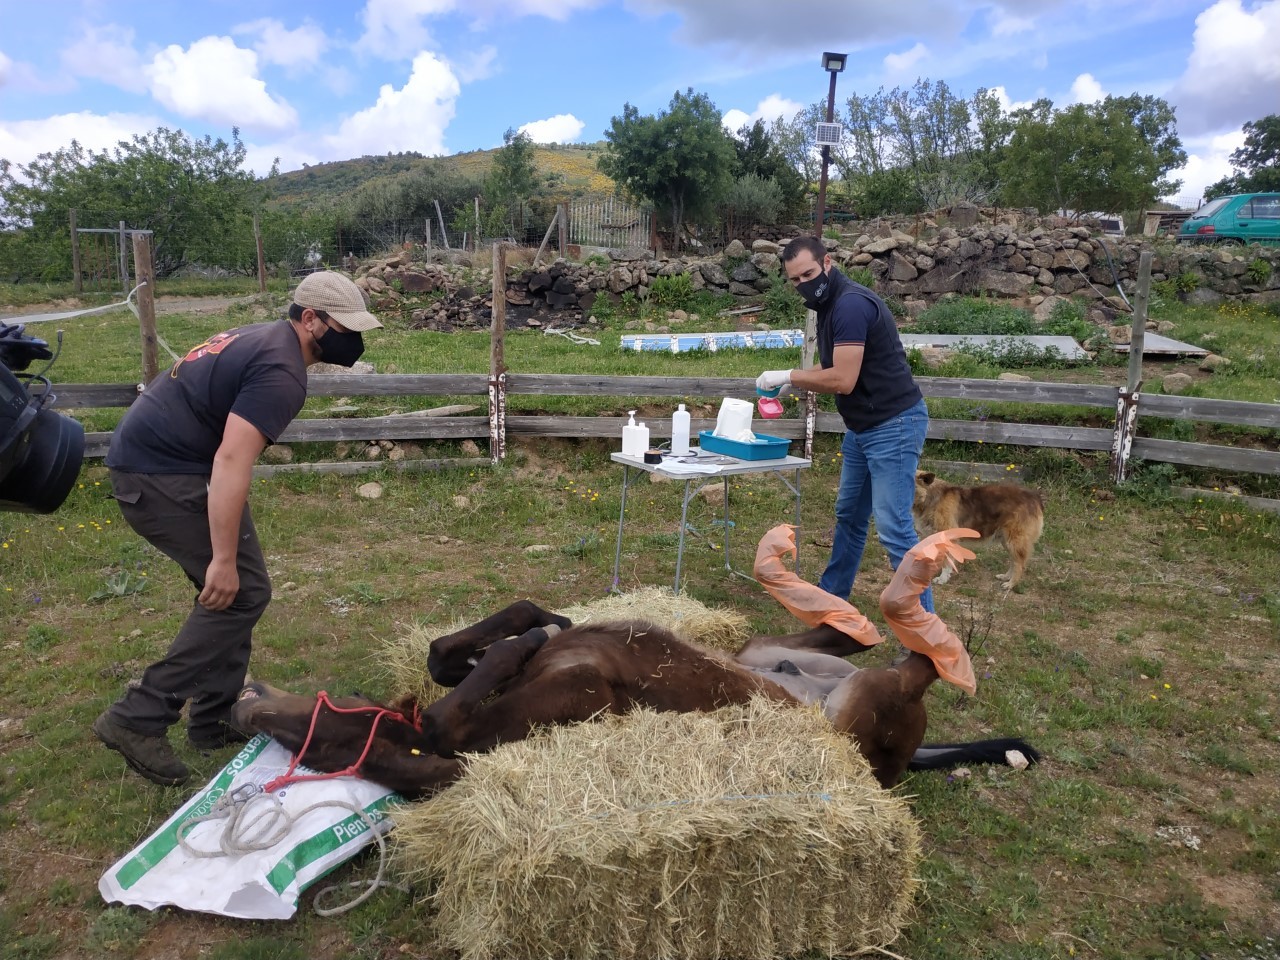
[349,210,1280,330]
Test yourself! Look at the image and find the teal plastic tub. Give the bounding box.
[697,430,792,461]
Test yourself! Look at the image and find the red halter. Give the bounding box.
[263,691,421,793]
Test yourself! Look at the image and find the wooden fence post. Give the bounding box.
[118,221,130,294]
[532,208,559,268]
[70,209,82,294]
[474,196,481,254]
[434,200,450,249]
[490,242,508,464]
[1110,250,1153,485]
[253,212,267,293]
[802,309,818,460]
[558,202,568,259]
[131,232,159,385]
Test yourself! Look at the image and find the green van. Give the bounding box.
[1178,192,1280,245]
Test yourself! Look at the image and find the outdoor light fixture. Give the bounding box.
[814,52,849,238]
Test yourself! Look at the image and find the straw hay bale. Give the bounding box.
[382,589,750,705]
[394,699,921,960]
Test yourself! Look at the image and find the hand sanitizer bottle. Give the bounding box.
[622,411,644,457]
[671,404,691,456]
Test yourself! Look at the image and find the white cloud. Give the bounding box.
[146,37,298,133]
[358,0,454,60]
[884,42,929,75]
[1168,128,1247,203]
[0,111,165,169]
[1068,72,1106,104]
[990,12,1034,36]
[1170,0,1280,136]
[59,23,148,93]
[454,45,499,83]
[987,85,1036,115]
[518,114,585,143]
[327,52,461,156]
[0,50,11,87]
[233,18,330,71]
[722,94,805,133]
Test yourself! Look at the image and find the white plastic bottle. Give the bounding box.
[622,411,645,457]
[671,404,691,456]
[637,420,650,454]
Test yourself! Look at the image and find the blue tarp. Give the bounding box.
[620,329,805,353]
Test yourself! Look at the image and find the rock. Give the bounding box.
[750,252,780,275]
[460,440,483,457]
[1107,325,1131,344]
[730,262,761,283]
[260,444,294,464]
[310,360,376,376]
[1052,248,1090,271]
[1156,320,1176,333]
[1199,353,1230,372]
[1162,372,1195,394]
[0,717,27,743]
[751,239,780,255]
[452,495,471,509]
[977,269,1034,296]
[863,237,899,255]
[887,252,918,282]
[523,544,555,554]
[357,482,383,500]
[699,261,730,286]
[1186,288,1223,305]
[723,239,747,258]
[399,272,439,293]
[1033,295,1068,322]
[998,372,1032,382]
[363,444,382,460]
[950,201,980,229]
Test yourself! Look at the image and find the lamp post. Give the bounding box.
[813,51,847,238]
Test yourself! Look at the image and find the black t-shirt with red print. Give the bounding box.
[107,320,307,474]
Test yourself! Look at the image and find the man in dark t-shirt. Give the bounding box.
[756,236,933,614]
[93,271,382,786]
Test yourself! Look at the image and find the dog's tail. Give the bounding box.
[908,737,1042,772]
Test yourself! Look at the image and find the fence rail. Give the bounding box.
[568,197,651,249]
[57,373,1280,479]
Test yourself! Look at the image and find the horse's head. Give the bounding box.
[231,682,462,798]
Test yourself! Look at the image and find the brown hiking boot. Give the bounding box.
[92,711,189,787]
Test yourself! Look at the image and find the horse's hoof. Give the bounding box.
[774,659,801,676]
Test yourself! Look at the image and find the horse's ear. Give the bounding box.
[387,693,420,714]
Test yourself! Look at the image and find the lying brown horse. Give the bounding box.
[233,533,1039,797]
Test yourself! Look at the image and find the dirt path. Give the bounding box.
[1,293,261,321]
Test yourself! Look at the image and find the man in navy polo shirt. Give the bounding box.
[757,236,932,615]
[94,271,382,786]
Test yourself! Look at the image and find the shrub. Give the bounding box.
[909,297,1034,335]
[724,173,784,226]
[846,266,876,288]
[1246,258,1272,286]
[761,275,807,327]
[649,272,695,309]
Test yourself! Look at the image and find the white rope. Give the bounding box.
[1,282,149,325]
[175,783,403,916]
[543,326,600,346]
[119,283,182,362]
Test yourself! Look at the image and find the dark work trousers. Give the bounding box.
[106,470,272,738]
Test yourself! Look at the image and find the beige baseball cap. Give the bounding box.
[292,271,383,332]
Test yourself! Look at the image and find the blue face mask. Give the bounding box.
[313,324,365,366]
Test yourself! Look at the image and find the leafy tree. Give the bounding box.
[1206,115,1280,198]
[999,96,1183,215]
[0,127,263,278]
[723,173,784,229]
[599,88,738,247]
[484,128,539,235]
[731,119,806,220]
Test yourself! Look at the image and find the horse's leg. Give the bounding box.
[823,652,937,788]
[422,625,561,754]
[737,623,877,661]
[428,599,572,686]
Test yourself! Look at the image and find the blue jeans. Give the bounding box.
[818,398,933,613]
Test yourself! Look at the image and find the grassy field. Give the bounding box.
[1,286,1278,959]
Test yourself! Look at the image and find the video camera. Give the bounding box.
[0,323,85,513]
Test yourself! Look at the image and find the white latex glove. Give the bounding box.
[756,369,792,392]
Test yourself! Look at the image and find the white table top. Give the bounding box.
[611,448,812,478]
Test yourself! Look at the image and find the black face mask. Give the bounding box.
[313,324,365,367]
[795,270,830,311]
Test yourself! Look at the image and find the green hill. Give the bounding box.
[266,143,615,210]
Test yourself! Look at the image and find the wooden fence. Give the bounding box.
[54,372,1280,478]
[568,197,651,249]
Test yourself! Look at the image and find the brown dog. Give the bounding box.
[913,471,1045,589]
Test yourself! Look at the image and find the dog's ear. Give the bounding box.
[918,471,936,485]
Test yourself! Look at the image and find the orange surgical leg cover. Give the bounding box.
[752,525,884,647]
[877,528,980,695]
[752,524,980,695]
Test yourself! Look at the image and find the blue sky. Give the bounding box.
[1,0,1277,202]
